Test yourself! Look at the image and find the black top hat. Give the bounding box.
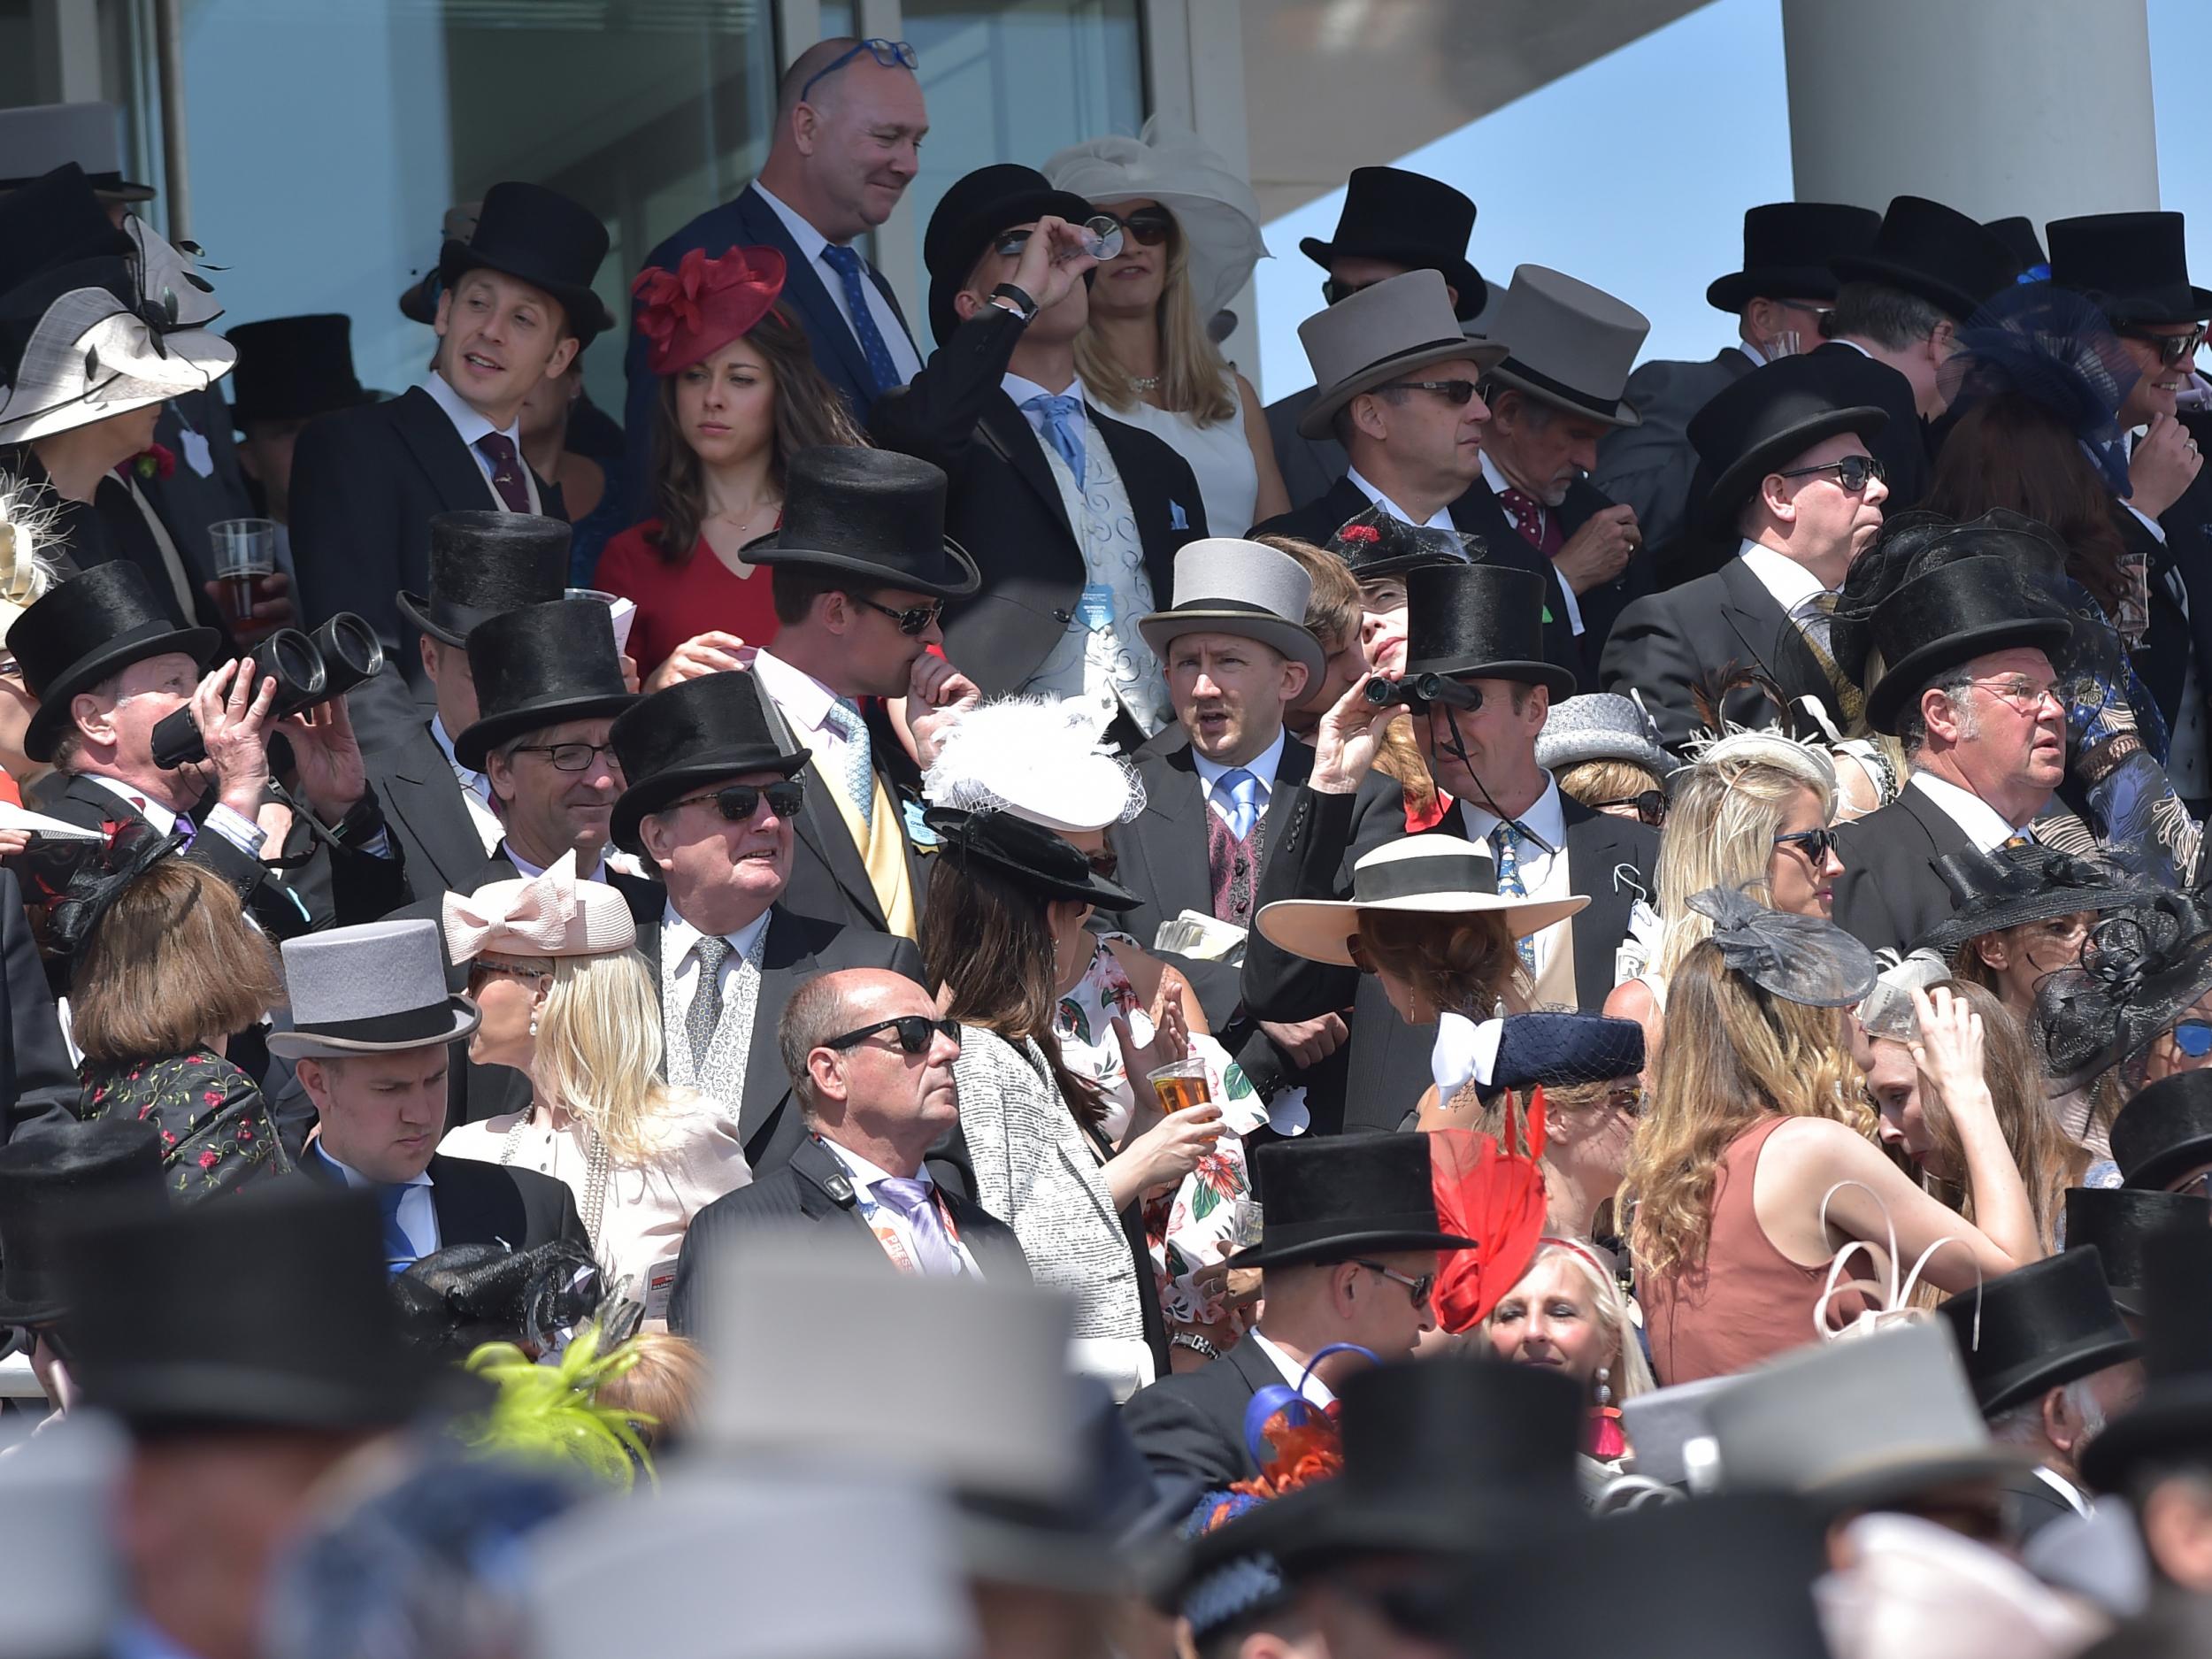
[0,164,133,298]
[1232,1132,1473,1269]
[609,671,810,855]
[1832,195,2023,321]
[1985,216,2049,276]
[0,1118,165,1328]
[59,1184,437,1432]
[1322,505,1474,582]
[1706,201,1882,313]
[2064,1187,2212,1317]
[923,163,1097,343]
[1862,554,2071,734]
[1912,843,2147,956]
[925,807,1137,911]
[1688,351,1888,532]
[1298,166,1486,321]
[8,562,222,763]
[2115,1070,2212,1194]
[396,511,572,649]
[2047,211,2212,326]
[225,313,371,429]
[1237,1359,1585,1566]
[2081,1222,2212,1493]
[453,598,638,770]
[1934,1248,2140,1417]
[739,448,979,599]
[1402,562,1575,698]
[436,180,613,343]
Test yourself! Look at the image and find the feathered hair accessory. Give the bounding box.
[921,695,1145,832]
[457,1323,658,1491]
[1684,665,1844,768]
[1688,884,1879,1007]
[0,472,58,618]
[632,244,787,377]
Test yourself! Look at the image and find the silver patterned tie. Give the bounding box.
[687,933,732,1073]
[827,697,875,831]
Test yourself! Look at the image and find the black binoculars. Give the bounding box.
[150,614,385,770]
[1363,673,1482,711]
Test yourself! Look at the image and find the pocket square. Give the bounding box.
[1169,500,1189,531]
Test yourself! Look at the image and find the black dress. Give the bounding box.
[79,1046,295,1199]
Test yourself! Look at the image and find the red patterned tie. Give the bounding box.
[474,433,532,513]
[1495,487,1563,557]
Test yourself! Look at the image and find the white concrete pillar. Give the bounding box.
[1782,0,2160,225]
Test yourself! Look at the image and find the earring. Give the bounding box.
[1594,1365,1612,1408]
[528,1012,539,1038]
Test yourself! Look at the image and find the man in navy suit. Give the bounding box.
[622,36,927,512]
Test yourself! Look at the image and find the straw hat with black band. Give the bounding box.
[1257,836,1586,968]
[1294,268,1508,441]
[1479,264,1650,430]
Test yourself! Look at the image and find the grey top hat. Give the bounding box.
[1135,538,1325,685]
[267,919,481,1059]
[0,102,153,200]
[1705,1322,2031,1515]
[1481,264,1651,429]
[1536,692,1673,780]
[1296,268,1509,439]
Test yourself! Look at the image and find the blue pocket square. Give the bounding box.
[1169,500,1189,531]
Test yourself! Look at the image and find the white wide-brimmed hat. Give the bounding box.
[920,695,1145,833]
[267,918,481,1059]
[1042,117,1269,322]
[441,849,638,964]
[1256,835,1589,967]
[0,280,233,445]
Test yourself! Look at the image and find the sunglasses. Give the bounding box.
[1110,207,1174,247]
[668,780,806,823]
[826,1014,963,1056]
[1351,1258,1433,1310]
[1323,276,1382,306]
[2121,325,2208,365]
[1594,790,1666,827]
[1775,454,1886,493]
[1773,826,1842,864]
[854,594,944,635]
[2170,1019,2212,1059]
[796,37,918,104]
[1373,379,1481,406]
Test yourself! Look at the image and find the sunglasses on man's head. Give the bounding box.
[826,1014,963,1057]
[2122,325,2208,365]
[796,36,918,104]
[668,780,806,823]
[854,594,944,635]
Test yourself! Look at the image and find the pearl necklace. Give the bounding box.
[498,1099,611,1248]
[1129,373,1162,392]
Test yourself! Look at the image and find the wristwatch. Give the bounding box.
[1170,1331,1222,1361]
[988,281,1038,324]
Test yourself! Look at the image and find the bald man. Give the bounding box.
[667,970,1027,1333]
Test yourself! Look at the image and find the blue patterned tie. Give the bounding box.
[375,1182,416,1274]
[1023,393,1087,489]
[1212,767,1260,841]
[827,697,875,832]
[1493,822,1537,972]
[818,244,901,396]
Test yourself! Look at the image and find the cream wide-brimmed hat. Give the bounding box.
[920,695,1144,834]
[0,278,233,445]
[1256,835,1588,968]
[441,850,638,964]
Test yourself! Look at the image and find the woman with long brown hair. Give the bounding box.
[1626,889,2039,1384]
[595,245,866,680]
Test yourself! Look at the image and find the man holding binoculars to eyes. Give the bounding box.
[9,560,403,978]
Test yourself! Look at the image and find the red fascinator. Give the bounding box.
[632,244,787,376]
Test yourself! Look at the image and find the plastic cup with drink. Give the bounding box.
[209,518,279,627]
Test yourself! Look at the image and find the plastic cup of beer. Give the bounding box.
[1147,1056,1212,1115]
[210,518,279,626]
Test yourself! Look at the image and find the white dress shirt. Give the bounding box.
[314,1141,439,1260]
[661,902,774,1033]
[1909,770,2028,849]
[1481,449,1586,636]
[818,1137,977,1278]
[1346,465,1454,531]
[1250,1329,1336,1409]
[753,647,859,787]
[419,370,540,512]
[752,181,922,383]
[82,772,266,859]
[430,712,505,856]
[1190,727,1286,833]
[1458,774,1573,976]
[1737,538,1832,614]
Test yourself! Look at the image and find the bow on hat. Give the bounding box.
[442,850,580,963]
[631,245,787,376]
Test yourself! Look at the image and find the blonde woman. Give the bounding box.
[1482,1238,1655,1464]
[1044,121,1285,533]
[439,852,749,1325]
[1604,729,1843,1075]
[1627,890,2039,1385]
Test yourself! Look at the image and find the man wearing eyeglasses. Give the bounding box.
[608,672,928,1181]
[1829,555,2075,957]
[1601,353,1892,756]
[620,36,927,511]
[667,967,1027,1335]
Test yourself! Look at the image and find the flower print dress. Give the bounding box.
[1051,933,1267,1337]
[79,1047,294,1200]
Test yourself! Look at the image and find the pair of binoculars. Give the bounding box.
[150,614,385,770]
[1363,673,1483,711]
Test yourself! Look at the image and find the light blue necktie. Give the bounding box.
[826,697,875,832]
[1023,393,1087,489]
[1212,767,1260,841]
[818,244,902,396]
[375,1181,415,1274]
[1492,822,1538,972]
[875,1176,964,1277]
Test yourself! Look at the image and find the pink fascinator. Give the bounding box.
[631,244,787,376]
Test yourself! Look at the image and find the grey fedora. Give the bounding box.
[1480,265,1650,428]
[267,918,481,1059]
[1705,1321,2031,1516]
[1135,537,1325,684]
[1535,692,1673,780]
[1295,268,1509,440]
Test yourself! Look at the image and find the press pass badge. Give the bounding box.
[1076,583,1114,632]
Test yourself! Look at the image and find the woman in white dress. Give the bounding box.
[1046,119,1285,534]
[438,852,749,1325]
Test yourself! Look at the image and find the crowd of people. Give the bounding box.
[11,28,2212,1659]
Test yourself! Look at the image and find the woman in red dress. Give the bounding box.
[595,245,868,680]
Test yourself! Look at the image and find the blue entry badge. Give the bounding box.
[1076,582,1115,632]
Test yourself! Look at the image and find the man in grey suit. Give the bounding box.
[1593,203,1881,555]
[1263,167,1489,517]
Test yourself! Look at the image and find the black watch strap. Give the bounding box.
[990,281,1038,323]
